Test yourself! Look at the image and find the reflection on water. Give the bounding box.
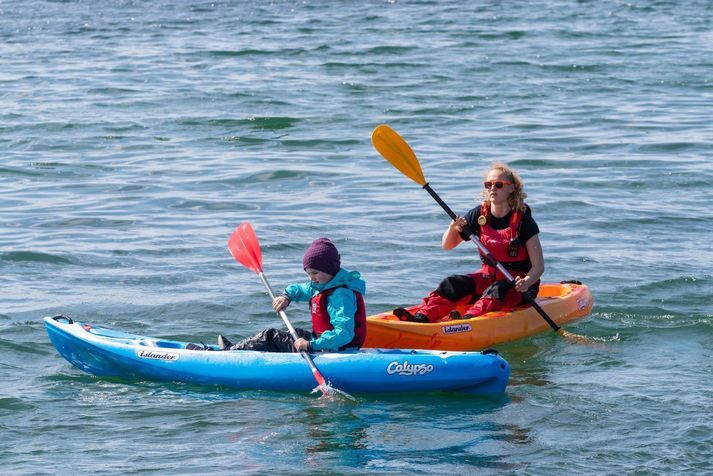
[304,403,369,467]
[298,392,534,473]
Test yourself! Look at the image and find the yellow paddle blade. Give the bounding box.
[371,124,427,186]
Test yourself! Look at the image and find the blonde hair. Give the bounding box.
[480,161,527,212]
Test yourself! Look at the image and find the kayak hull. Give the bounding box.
[45,316,509,395]
[363,282,593,351]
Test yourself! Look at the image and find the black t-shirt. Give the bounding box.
[461,204,540,244]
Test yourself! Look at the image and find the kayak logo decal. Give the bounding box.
[136,350,179,362]
[442,323,472,335]
[387,360,434,376]
[576,297,589,310]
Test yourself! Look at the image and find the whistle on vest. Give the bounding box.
[508,238,520,257]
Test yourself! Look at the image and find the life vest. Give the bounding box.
[477,204,532,281]
[310,286,366,350]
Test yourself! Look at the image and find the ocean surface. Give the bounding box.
[2,0,712,474]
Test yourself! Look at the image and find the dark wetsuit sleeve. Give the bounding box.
[519,208,540,244]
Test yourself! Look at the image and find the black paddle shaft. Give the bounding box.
[421,183,561,332]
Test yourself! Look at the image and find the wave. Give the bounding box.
[0,251,72,265]
[590,306,712,332]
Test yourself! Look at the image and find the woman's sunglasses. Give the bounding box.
[483,180,512,189]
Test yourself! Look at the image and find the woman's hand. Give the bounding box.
[272,295,289,312]
[514,275,534,293]
[450,216,467,233]
[442,216,467,250]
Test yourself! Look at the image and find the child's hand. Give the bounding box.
[273,295,289,312]
[293,338,310,352]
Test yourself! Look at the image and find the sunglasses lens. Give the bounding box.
[483,181,505,189]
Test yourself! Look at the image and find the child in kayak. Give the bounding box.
[218,237,367,352]
[394,161,544,323]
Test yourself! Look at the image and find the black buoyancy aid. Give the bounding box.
[309,286,366,350]
[478,204,531,280]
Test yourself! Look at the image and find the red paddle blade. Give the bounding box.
[227,222,263,274]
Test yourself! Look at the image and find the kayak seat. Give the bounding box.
[186,342,213,351]
[393,307,429,323]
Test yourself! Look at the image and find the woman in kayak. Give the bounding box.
[394,162,544,323]
[218,237,367,352]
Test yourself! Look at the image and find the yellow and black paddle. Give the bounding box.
[371,124,593,344]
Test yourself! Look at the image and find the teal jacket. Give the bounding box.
[283,268,366,351]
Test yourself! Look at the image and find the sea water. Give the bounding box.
[1,1,711,474]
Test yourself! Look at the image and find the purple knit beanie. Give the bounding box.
[302,238,340,276]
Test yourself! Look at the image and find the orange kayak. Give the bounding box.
[363,281,593,351]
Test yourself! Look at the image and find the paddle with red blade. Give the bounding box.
[371,124,594,344]
[227,222,353,399]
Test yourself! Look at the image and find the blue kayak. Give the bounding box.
[45,315,509,395]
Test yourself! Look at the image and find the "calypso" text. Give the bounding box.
[387,360,434,376]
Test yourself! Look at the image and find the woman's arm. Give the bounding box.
[514,233,544,292]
